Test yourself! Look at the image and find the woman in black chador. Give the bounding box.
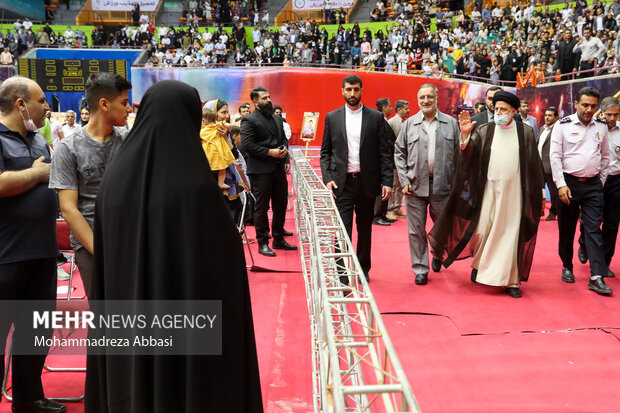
[85,80,263,412]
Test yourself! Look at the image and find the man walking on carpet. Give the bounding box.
[429,91,543,298]
[320,74,394,283]
[394,84,459,286]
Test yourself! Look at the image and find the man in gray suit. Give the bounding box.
[537,107,559,221]
[394,84,459,285]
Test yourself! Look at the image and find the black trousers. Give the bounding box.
[557,174,606,276]
[373,195,389,220]
[578,60,595,78]
[545,172,559,215]
[335,174,375,276]
[579,174,620,266]
[0,257,56,402]
[250,166,288,245]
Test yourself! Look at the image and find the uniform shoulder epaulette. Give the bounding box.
[595,117,606,124]
[559,116,571,124]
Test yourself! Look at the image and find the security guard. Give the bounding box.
[549,87,611,295]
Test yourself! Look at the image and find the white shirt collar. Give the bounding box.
[345,104,363,115]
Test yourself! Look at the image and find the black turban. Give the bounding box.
[492,91,520,109]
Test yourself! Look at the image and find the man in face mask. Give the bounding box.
[429,91,544,298]
[241,86,297,257]
[0,77,68,413]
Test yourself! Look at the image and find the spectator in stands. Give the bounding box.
[0,47,13,65]
[61,110,80,139]
[573,27,606,77]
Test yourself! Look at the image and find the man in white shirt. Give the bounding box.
[572,27,606,77]
[64,26,75,41]
[22,18,33,32]
[252,26,261,45]
[61,110,80,140]
[319,75,393,283]
[550,87,611,295]
[158,24,168,38]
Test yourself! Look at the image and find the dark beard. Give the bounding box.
[346,96,360,107]
[258,102,274,116]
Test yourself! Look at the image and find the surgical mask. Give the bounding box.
[20,105,38,132]
[494,112,512,126]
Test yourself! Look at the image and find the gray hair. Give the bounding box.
[418,83,438,97]
[600,96,620,112]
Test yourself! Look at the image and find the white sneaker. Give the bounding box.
[57,266,71,281]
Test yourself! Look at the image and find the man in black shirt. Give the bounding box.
[241,86,297,256]
[0,77,66,412]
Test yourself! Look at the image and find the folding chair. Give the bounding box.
[56,219,85,301]
[2,318,86,402]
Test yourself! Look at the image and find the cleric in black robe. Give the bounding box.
[85,80,263,412]
[429,91,544,297]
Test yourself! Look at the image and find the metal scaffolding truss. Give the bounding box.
[292,149,420,413]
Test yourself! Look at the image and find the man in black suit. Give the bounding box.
[320,75,394,281]
[537,107,559,221]
[373,97,396,226]
[241,86,297,256]
[470,85,503,132]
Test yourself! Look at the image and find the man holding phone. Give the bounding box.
[241,86,297,256]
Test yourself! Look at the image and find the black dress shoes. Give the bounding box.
[258,244,276,256]
[415,273,428,285]
[383,215,397,223]
[588,277,612,295]
[12,398,67,413]
[578,246,588,264]
[561,267,575,283]
[606,268,615,278]
[431,257,442,272]
[545,213,556,221]
[373,218,391,226]
[471,268,478,283]
[273,239,298,250]
[505,287,522,298]
[283,229,294,236]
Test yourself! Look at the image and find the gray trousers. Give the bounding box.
[405,189,448,276]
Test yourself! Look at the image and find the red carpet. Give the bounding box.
[3,192,620,412]
[367,206,620,412]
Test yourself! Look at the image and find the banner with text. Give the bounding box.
[92,0,159,11]
[292,0,354,11]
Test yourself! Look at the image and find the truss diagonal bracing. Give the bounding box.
[292,149,421,413]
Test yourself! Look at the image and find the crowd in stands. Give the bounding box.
[0,20,89,63]
[181,0,266,25]
[2,1,619,84]
[140,0,620,83]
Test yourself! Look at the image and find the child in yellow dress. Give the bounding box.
[200,108,236,189]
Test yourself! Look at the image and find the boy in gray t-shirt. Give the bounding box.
[48,72,132,297]
[50,125,127,249]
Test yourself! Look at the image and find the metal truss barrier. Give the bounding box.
[291,149,421,413]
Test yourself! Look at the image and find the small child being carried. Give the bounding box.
[200,108,236,189]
